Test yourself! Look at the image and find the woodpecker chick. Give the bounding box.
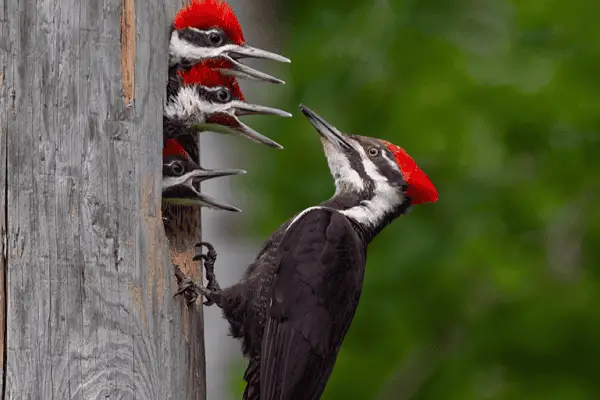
[176,104,438,399]
[164,63,291,149]
[169,0,289,84]
[162,139,246,212]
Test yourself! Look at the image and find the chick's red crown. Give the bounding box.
[178,61,245,101]
[173,0,245,45]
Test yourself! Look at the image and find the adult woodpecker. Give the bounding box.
[176,104,438,399]
[164,62,291,153]
[169,0,289,84]
[162,138,245,212]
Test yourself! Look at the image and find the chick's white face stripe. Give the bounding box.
[169,31,240,64]
[164,86,210,120]
[164,86,238,120]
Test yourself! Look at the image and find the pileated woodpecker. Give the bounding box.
[162,139,245,212]
[162,0,290,211]
[168,0,289,85]
[176,104,438,399]
[164,62,290,151]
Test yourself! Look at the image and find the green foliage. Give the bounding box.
[230,0,600,397]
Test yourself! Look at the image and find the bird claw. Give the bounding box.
[173,268,217,306]
[172,242,221,307]
[193,241,221,295]
[173,265,200,304]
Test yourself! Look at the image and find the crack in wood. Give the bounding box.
[120,0,136,106]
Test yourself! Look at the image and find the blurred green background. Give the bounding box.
[230,0,600,398]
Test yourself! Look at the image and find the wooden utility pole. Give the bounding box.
[0,0,207,398]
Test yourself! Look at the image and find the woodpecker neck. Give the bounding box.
[321,191,410,243]
[320,142,411,242]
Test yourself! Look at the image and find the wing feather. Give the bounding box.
[259,208,366,400]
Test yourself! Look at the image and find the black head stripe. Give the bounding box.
[179,27,234,47]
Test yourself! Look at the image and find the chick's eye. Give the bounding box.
[216,89,231,103]
[208,32,222,46]
[171,161,185,176]
[368,147,380,157]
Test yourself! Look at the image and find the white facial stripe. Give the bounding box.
[383,151,400,173]
[188,27,220,35]
[169,31,240,64]
[324,140,364,194]
[341,145,404,228]
[164,86,210,120]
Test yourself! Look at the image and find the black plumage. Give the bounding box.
[260,208,366,399]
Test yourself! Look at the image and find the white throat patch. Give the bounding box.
[164,86,210,120]
[340,145,404,228]
[324,140,364,194]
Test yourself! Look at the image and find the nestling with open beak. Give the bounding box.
[162,138,245,212]
[164,62,291,149]
[169,0,289,84]
[174,104,438,399]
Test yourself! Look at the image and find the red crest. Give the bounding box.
[163,139,190,159]
[178,62,245,101]
[173,0,245,45]
[383,141,438,204]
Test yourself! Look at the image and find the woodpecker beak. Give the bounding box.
[230,100,293,118]
[227,44,290,65]
[218,58,286,85]
[219,44,289,83]
[162,168,246,212]
[201,101,291,149]
[201,114,284,149]
[299,104,353,151]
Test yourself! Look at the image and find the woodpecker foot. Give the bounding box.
[173,265,217,306]
[193,242,221,305]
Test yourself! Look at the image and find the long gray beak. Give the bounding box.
[202,111,286,149]
[299,104,354,151]
[218,58,286,85]
[230,100,292,118]
[218,43,290,84]
[162,168,246,212]
[228,44,291,64]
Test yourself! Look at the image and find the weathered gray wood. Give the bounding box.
[0,0,7,394]
[0,0,206,398]
[162,0,207,397]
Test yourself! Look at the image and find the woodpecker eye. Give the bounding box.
[368,147,380,157]
[215,88,231,103]
[170,161,185,176]
[208,32,223,46]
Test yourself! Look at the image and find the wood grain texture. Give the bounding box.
[0,0,8,395]
[162,3,206,398]
[0,0,206,398]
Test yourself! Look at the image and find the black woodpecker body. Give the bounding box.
[177,105,438,399]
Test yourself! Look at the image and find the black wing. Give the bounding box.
[259,208,367,400]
